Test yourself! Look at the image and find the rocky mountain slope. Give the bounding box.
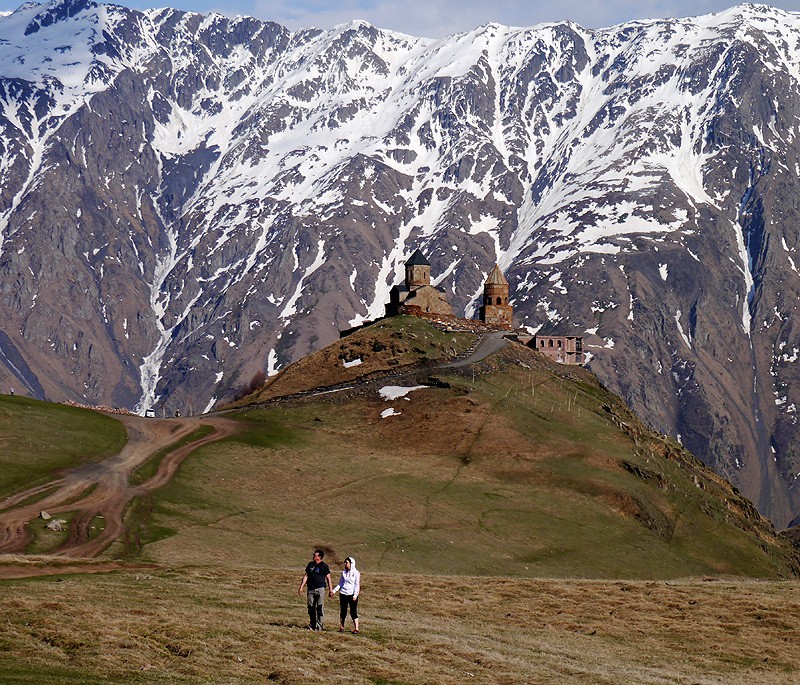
[0,0,798,525]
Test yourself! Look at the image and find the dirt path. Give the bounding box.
[0,414,240,559]
[438,331,509,368]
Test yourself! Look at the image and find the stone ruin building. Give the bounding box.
[385,250,513,330]
[532,332,584,365]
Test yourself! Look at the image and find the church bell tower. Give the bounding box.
[405,249,431,288]
[479,264,513,329]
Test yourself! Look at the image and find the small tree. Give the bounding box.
[232,370,267,401]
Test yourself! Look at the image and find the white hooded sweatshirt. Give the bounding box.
[335,557,361,597]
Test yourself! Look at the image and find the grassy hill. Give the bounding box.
[122,316,797,579]
[0,395,127,498]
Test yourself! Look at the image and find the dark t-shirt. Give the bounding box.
[305,561,330,590]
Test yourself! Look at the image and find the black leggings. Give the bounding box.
[339,594,358,622]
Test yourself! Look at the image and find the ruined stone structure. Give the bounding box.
[532,334,584,365]
[479,264,513,330]
[385,250,453,317]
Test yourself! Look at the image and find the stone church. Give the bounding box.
[385,250,513,330]
[385,250,454,317]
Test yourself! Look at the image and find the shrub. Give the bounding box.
[231,370,267,401]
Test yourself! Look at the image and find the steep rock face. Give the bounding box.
[0,1,799,524]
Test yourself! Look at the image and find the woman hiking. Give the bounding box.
[333,556,361,633]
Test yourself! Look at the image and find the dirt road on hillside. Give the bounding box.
[0,414,239,560]
[439,332,508,368]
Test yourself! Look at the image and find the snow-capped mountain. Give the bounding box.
[0,0,799,525]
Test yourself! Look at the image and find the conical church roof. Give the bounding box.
[485,264,508,285]
[406,249,430,266]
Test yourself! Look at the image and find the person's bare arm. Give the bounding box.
[326,573,334,596]
[298,573,308,595]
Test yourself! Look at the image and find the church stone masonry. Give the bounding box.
[385,249,454,317]
[385,251,513,331]
[479,264,513,329]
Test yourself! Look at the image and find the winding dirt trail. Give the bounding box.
[0,413,240,563]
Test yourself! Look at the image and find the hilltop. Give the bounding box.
[148,315,796,579]
[233,315,479,403]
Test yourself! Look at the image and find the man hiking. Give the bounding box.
[298,549,334,630]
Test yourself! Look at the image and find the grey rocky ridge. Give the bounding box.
[0,0,798,526]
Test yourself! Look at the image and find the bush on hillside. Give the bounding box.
[231,370,267,402]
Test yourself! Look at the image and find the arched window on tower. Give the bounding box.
[496,296,502,305]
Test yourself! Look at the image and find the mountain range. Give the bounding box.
[0,0,798,526]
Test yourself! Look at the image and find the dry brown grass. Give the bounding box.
[1,566,798,684]
[237,316,477,404]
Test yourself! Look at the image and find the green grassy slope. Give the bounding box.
[122,317,797,579]
[0,395,127,498]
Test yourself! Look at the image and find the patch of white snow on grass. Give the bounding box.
[379,385,427,400]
